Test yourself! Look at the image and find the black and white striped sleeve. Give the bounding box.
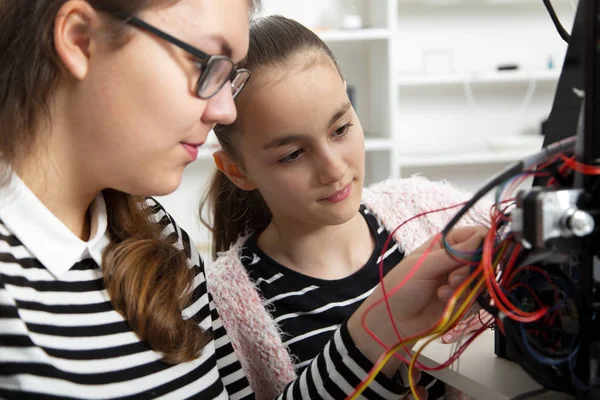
[277,323,407,400]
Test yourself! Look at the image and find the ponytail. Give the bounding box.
[201,168,271,259]
[103,189,211,364]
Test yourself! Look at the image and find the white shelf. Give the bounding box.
[398,147,540,167]
[398,0,572,7]
[316,28,390,42]
[397,70,561,86]
[365,138,393,151]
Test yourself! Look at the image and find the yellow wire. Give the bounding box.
[407,277,486,398]
[348,270,483,400]
[406,245,503,398]
[348,239,505,400]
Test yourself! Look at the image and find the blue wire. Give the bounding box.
[519,323,577,366]
[495,172,538,209]
[568,333,594,391]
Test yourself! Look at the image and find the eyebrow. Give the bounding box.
[205,35,233,59]
[263,134,308,150]
[263,102,353,151]
[328,101,352,128]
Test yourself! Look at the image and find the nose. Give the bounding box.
[202,84,237,126]
[317,147,347,184]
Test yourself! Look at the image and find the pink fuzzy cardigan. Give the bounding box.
[206,177,489,399]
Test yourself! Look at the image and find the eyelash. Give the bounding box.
[277,123,353,165]
[334,123,353,138]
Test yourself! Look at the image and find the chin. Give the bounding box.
[126,175,183,198]
[318,193,362,226]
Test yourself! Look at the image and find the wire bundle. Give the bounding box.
[346,136,600,399]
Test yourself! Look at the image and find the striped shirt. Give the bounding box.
[0,174,407,399]
[242,205,446,399]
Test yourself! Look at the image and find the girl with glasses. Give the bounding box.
[0,1,485,399]
[203,15,490,400]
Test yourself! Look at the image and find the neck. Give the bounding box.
[257,210,374,280]
[15,128,99,242]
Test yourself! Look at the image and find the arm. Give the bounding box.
[274,226,486,400]
[209,292,256,400]
[276,323,407,400]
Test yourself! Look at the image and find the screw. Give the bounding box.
[567,210,595,237]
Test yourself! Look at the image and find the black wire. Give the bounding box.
[441,136,576,237]
[543,0,571,43]
[511,387,550,400]
[441,162,524,236]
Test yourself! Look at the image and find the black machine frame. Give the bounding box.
[494,0,600,398]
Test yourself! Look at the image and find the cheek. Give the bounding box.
[90,43,205,147]
[348,133,366,167]
[254,167,311,204]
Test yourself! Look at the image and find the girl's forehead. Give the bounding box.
[238,67,348,138]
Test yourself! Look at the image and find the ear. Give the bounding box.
[54,0,100,80]
[213,150,257,191]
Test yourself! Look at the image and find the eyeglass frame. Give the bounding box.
[123,16,250,100]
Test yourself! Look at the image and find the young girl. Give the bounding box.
[0,1,485,399]
[203,15,489,400]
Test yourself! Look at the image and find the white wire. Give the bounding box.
[462,72,537,116]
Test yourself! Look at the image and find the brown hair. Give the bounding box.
[201,15,343,259]
[0,0,259,364]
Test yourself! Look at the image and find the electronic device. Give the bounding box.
[491,0,600,398]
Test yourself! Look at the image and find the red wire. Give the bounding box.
[351,151,594,396]
[507,266,561,324]
[372,201,472,364]
[482,214,547,322]
[365,238,484,372]
[363,232,441,368]
[559,154,600,175]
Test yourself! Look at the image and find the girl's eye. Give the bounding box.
[333,123,352,137]
[278,149,304,164]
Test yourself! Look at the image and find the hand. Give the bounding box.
[380,225,487,339]
[347,226,487,377]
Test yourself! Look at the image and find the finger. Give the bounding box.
[410,226,488,258]
[409,233,444,256]
[437,285,454,301]
[444,225,488,247]
[437,283,479,303]
[448,266,471,287]
[413,231,485,280]
[411,367,422,385]
[404,386,429,400]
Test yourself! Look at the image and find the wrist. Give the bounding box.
[347,296,411,378]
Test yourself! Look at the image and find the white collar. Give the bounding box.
[0,173,110,279]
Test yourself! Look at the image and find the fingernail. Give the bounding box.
[439,287,453,300]
[449,274,467,286]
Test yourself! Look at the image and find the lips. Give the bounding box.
[181,142,203,160]
[320,183,352,203]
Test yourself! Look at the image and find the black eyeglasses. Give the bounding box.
[125,16,250,100]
